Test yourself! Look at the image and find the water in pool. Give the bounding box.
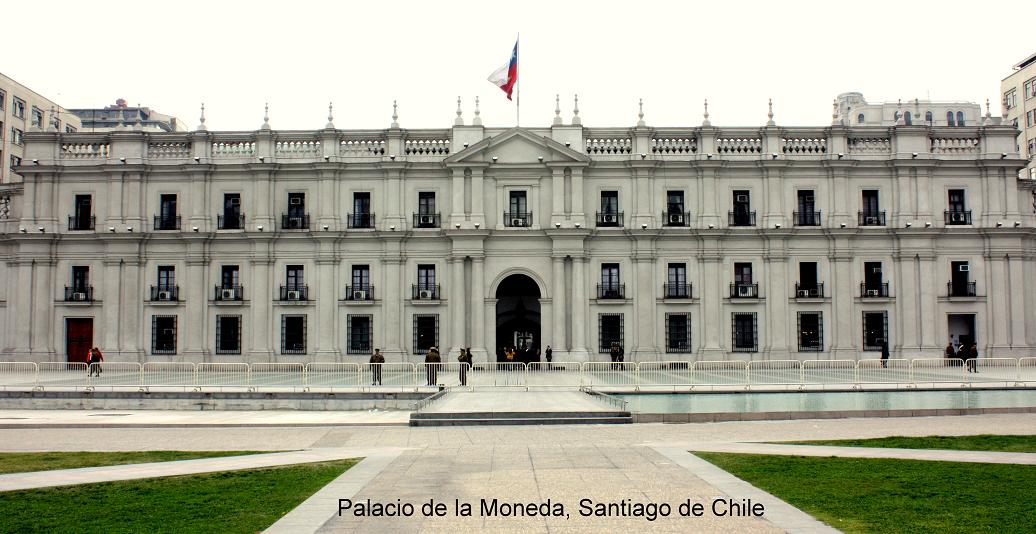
[615,389,1036,413]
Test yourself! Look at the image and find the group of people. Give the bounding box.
[86,346,104,377]
[500,343,542,365]
[947,340,980,372]
[367,346,476,386]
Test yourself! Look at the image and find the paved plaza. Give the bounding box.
[1,411,1034,533]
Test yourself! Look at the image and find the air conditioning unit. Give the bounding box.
[958,265,970,272]
[157,291,172,300]
[286,290,302,300]
[72,292,87,301]
[735,194,749,202]
[668,213,684,224]
[419,215,433,225]
[352,290,367,300]
[866,289,880,297]
[288,217,302,229]
[418,289,434,300]
[602,214,617,224]
[511,218,526,227]
[229,197,240,206]
[162,328,174,336]
[796,289,810,298]
[737,285,753,297]
[289,197,302,205]
[865,216,879,225]
[221,288,236,300]
[951,212,965,222]
[804,195,815,203]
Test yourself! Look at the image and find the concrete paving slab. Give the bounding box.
[682,442,1036,465]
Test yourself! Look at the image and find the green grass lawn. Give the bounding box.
[785,434,1036,453]
[0,459,357,534]
[0,451,270,475]
[697,453,1036,533]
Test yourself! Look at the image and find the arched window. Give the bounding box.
[857,113,865,124]
[956,111,965,126]
[925,111,933,124]
[904,111,912,125]
[946,111,955,126]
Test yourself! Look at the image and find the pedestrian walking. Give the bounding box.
[545,345,553,371]
[880,341,890,369]
[967,343,978,373]
[87,347,104,377]
[369,348,384,385]
[458,347,472,386]
[425,346,441,385]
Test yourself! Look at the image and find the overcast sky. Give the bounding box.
[6,0,1031,131]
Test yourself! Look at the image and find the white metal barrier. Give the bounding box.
[637,361,694,387]
[360,363,417,388]
[469,362,526,387]
[580,362,637,388]
[305,362,361,388]
[964,358,1019,383]
[693,360,748,385]
[526,362,582,387]
[0,362,38,388]
[36,362,89,387]
[856,358,911,384]
[142,362,196,387]
[802,360,857,385]
[250,363,305,388]
[1020,358,1036,383]
[747,360,802,385]
[417,363,468,387]
[196,363,249,387]
[911,358,965,383]
[82,362,142,387]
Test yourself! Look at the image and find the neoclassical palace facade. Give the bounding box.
[0,104,1032,364]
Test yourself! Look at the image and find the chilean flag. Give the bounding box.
[487,40,518,100]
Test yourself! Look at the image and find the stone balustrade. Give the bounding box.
[931,136,980,154]
[585,137,633,155]
[651,136,697,155]
[211,139,256,157]
[781,137,827,154]
[848,136,892,154]
[148,141,192,159]
[60,142,110,159]
[404,138,450,156]
[715,137,762,154]
[339,138,386,157]
[274,139,321,158]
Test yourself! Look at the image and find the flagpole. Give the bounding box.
[515,33,520,127]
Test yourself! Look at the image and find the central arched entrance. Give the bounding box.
[495,274,541,363]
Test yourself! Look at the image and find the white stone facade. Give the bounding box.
[0,104,1031,365]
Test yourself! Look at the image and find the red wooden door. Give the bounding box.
[66,318,93,363]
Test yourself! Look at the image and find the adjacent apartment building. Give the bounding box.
[70,99,186,133]
[0,96,1030,365]
[1002,52,1036,180]
[0,72,81,184]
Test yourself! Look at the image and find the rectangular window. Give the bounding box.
[157,265,175,290]
[152,315,177,354]
[71,266,90,291]
[418,192,435,214]
[1027,78,1036,99]
[731,190,752,225]
[66,124,77,133]
[798,312,823,352]
[508,190,528,214]
[215,315,242,355]
[287,192,305,216]
[601,191,619,214]
[734,262,753,284]
[666,263,688,298]
[221,265,240,288]
[862,311,888,351]
[948,189,966,212]
[666,190,684,213]
[598,314,623,353]
[347,315,373,354]
[11,128,24,145]
[351,192,372,228]
[864,261,883,289]
[665,313,691,353]
[158,194,178,229]
[601,263,620,286]
[862,190,880,216]
[11,155,22,172]
[281,315,307,354]
[413,314,438,354]
[0,90,5,110]
[12,98,25,118]
[732,312,758,352]
[221,193,241,229]
[1004,89,1017,110]
[417,264,435,289]
[286,265,304,290]
[796,190,818,225]
[799,262,818,290]
[352,265,370,289]
[950,261,971,296]
[31,106,43,128]
[73,195,92,230]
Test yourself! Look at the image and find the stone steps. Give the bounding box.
[409,410,632,426]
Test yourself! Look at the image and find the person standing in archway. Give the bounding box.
[544,345,552,371]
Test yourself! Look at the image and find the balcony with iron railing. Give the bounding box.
[596,212,624,227]
[149,285,180,302]
[278,285,309,301]
[348,212,375,229]
[217,213,245,230]
[728,211,756,227]
[662,211,689,227]
[153,215,181,231]
[344,285,375,301]
[730,283,759,298]
[64,286,94,302]
[793,210,822,226]
[947,281,977,297]
[412,284,440,300]
[662,283,692,299]
[858,211,886,226]
[503,211,533,228]
[68,215,95,231]
[413,213,440,229]
[597,283,625,299]
[281,213,310,230]
[214,285,244,301]
[860,282,890,298]
[944,209,972,225]
[794,282,824,298]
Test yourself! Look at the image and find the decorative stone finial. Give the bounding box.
[637,98,645,127]
[391,100,399,128]
[983,98,993,125]
[197,103,207,131]
[454,97,463,126]
[572,94,581,125]
[326,102,335,129]
[702,99,711,127]
[48,105,59,132]
[261,102,271,130]
[766,98,775,126]
[831,99,840,125]
[553,94,562,126]
[134,104,143,130]
[473,96,482,126]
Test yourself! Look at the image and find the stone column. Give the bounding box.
[120,258,144,361]
[551,255,567,356]
[450,169,464,227]
[700,255,724,358]
[189,170,208,231]
[540,296,553,361]
[1008,255,1027,352]
[183,253,208,361]
[471,167,485,228]
[830,254,855,358]
[381,242,406,362]
[103,258,122,358]
[917,253,939,355]
[569,256,589,361]
[12,259,34,358]
[551,168,564,223]
[989,255,1010,355]
[253,169,273,231]
[471,256,487,362]
[314,250,340,360]
[249,243,274,361]
[764,249,789,359]
[123,172,143,230]
[698,164,721,228]
[571,168,585,222]
[449,256,465,357]
[631,255,657,361]
[30,259,55,360]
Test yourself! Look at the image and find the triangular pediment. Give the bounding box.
[444,128,590,166]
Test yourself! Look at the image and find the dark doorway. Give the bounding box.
[495,274,541,364]
[66,318,93,363]
[948,314,976,349]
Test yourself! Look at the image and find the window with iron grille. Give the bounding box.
[413,314,438,354]
[731,312,758,352]
[215,315,242,355]
[665,313,691,353]
[151,315,177,355]
[347,315,373,354]
[862,311,888,351]
[598,314,623,353]
[281,315,307,355]
[797,312,823,352]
